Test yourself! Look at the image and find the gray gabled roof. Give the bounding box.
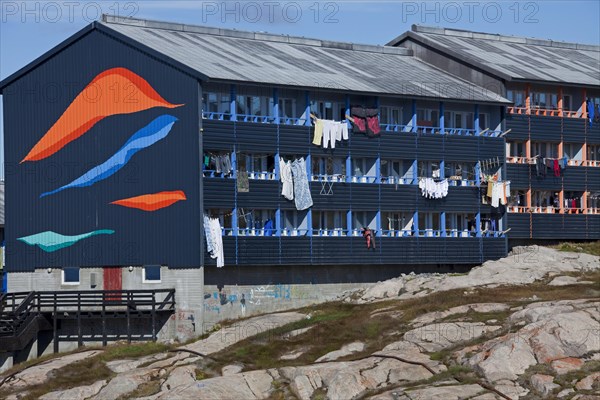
[388,25,600,87]
[97,16,508,104]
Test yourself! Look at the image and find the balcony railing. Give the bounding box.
[203,113,503,137]
[507,106,583,119]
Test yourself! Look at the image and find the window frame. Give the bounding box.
[143,265,162,283]
[61,267,80,286]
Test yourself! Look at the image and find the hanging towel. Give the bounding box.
[553,159,560,177]
[279,157,294,200]
[264,219,274,236]
[291,157,313,210]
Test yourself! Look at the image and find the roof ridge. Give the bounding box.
[100,14,412,56]
[411,24,600,52]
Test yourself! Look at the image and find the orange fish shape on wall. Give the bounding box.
[21,67,183,163]
[110,190,187,211]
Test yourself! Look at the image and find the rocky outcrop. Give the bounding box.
[462,300,599,383]
[348,246,599,303]
[2,350,103,392]
[315,342,365,362]
[39,380,107,400]
[404,322,501,352]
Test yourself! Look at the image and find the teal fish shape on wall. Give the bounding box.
[18,230,115,252]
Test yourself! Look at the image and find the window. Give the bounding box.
[507,90,525,107]
[281,210,308,235]
[313,211,345,236]
[236,95,262,116]
[62,267,80,285]
[563,95,572,111]
[238,154,275,179]
[143,265,161,283]
[418,212,441,236]
[381,159,413,184]
[311,100,337,120]
[532,91,558,109]
[380,106,402,126]
[351,158,376,182]
[588,145,600,161]
[531,142,558,158]
[447,213,474,236]
[417,109,438,126]
[382,212,413,236]
[202,92,230,115]
[418,160,440,178]
[507,141,527,158]
[311,156,346,180]
[563,143,583,160]
[238,209,274,236]
[479,113,488,130]
[352,211,377,233]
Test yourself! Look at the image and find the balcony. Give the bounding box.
[203,112,503,137]
[507,106,582,119]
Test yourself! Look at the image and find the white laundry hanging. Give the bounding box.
[203,214,224,268]
[279,157,294,200]
[418,178,448,199]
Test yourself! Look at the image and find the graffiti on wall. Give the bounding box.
[203,284,317,314]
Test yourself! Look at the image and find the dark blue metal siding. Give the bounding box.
[237,181,280,209]
[379,133,417,158]
[351,184,380,211]
[279,125,311,153]
[588,168,600,191]
[380,186,417,211]
[482,238,508,260]
[478,136,506,161]
[587,123,600,145]
[237,237,280,265]
[203,120,236,151]
[530,175,563,190]
[506,214,531,239]
[506,164,530,188]
[505,115,529,140]
[236,123,278,153]
[416,187,480,212]
[562,168,589,191]
[416,135,444,160]
[4,30,201,271]
[281,237,311,265]
[529,116,562,141]
[563,118,587,143]
[204,180,235,209]
[349,133,380,157]
[310,183,351,210]
[589,215,600,238]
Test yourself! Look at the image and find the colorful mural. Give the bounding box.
[17,230,115,252]
[21,67,183,163]
[40,115,178,198]
[111,190,187,211]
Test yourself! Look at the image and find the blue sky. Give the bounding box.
[1,1,600,176]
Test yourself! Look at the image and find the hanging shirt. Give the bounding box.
[279,157,294,201]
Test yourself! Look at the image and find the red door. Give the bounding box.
[103,267,122,301]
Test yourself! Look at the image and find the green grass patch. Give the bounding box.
[553,241,600,256]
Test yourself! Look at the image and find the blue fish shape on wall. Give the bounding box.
[40,115,178,198]
[18,230,115,252]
